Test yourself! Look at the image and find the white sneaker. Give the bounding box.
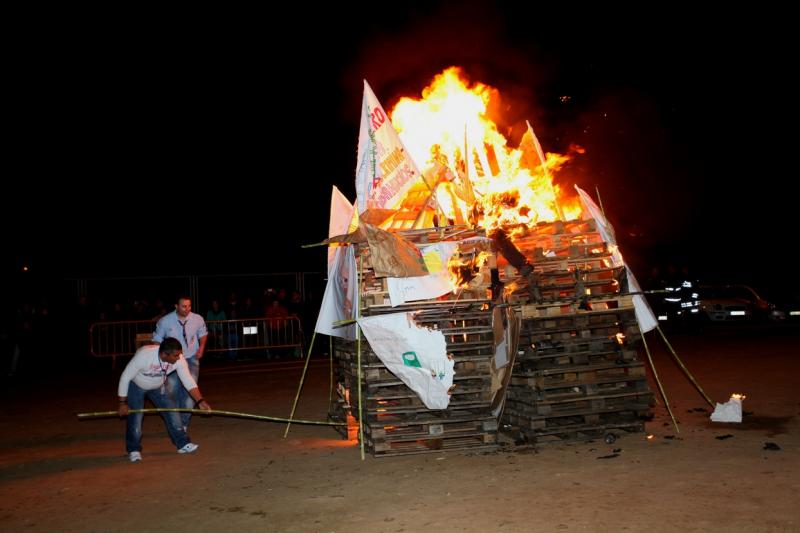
[177,442,199,454]
[129,451,142,462]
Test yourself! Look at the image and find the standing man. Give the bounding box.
[153,295,208,430]
[118,337,211,462]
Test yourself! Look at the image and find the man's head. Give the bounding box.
[175,296,192,318]
[158,337,183,363]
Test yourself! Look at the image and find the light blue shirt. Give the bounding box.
[152,311,208,359]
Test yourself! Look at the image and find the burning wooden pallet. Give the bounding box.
[501,218,654,446]
[329,227,500,457]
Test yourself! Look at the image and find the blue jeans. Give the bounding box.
[168,356,199,429]
[125,381,190,453]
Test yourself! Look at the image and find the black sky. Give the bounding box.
[6,4,796,295]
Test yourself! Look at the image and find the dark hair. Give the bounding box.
[176,295,192,305]
[158,337,183,356]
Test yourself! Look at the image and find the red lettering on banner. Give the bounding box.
[370,107,386,130]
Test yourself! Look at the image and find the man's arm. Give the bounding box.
[117,355,140,417]
[196,334,208,360]
[151,316,166,343]
[186,387,211,411]
[118,396,129,417]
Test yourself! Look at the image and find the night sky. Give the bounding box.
[6,4,796,300]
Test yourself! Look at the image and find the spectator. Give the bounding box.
[152,296,208,430]
[205,299,227,356]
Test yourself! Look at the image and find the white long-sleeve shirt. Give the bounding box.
[118,344,198,397]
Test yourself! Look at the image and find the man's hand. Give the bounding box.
[118,403,129,417]
[197,399,212,413]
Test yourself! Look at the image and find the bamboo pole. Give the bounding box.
[283,331,317,438]
[595,185,606,219]
[639,325,680,433]
[656,325,715,408]
[78,408,345,425]
[356,252,365,460]
[329,335,334,412]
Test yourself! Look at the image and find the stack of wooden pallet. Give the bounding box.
[500,218,654,445]
[330,226,500,457]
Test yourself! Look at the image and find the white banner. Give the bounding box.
[327,186,355,274]
[575,185,657,332]
[355,80,422,214]
[357,312,454,410]
[387,241,458,306]
[314,246,358,339]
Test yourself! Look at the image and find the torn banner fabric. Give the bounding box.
[357,312,454,409]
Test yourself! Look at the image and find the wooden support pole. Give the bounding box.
[656,325,715,408]
[283,331,318,438]
[639,325,680,434]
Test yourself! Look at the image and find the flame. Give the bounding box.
[389,67,581,230]
[447,249,491,290]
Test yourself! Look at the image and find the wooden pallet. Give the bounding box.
[510,229,605,252]
[368,433,498,457]
[516,347,632,368]
[507,398,653,426]
[363,405,495,423]
[517,294,634,318]
[519,307,639,327]
[519,336,626,357]
[506,418,645,446]
[350,357,492,384]
[509,378,651,405]
[350,385,493,414]
[365,416,497,440]
[511,361,646,389]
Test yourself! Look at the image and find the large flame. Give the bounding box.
[388,67,582,232]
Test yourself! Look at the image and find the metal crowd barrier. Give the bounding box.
[89,317,305,368]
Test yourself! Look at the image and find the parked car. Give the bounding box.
[698,284,786,322]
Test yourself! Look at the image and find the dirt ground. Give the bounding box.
[1,325,798,532]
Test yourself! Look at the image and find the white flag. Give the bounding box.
[314,245,358,339]
[357,312,454,410]
[575,185,657,333]
[327,186,355,274]
[355,80,422,214]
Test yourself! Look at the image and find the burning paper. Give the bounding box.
[387,241,459,306]
[710,393,746,423]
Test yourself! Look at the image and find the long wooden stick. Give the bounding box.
[78,408,345,426]
[656,326,715,408]
[356,253,365,460]
[283,331,318,438]
[639,325,680,433]
[329,335,334,412]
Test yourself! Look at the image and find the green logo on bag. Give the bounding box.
[402,351,421,367]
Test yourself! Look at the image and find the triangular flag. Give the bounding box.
[574,185,657,332]
[314,245,358,339]
[355,80,423,214]
[521,120,564,220]
[327,186,356,274]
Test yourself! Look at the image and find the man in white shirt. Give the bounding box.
[118,337,211,462]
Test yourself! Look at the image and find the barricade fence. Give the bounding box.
[89,317,305,367]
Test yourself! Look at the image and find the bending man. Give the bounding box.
[118,337,211,462]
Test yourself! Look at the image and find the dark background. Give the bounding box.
[5,3,796,303]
